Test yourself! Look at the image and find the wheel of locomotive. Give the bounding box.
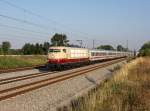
[55,64,63,71]
[46,63,55,71]
[46,63,50,70]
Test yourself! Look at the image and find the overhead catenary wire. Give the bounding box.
[0,0,99,40]
[0,32,49,40]
[0,14,71,38]
[0,0,106,50]
[0,14,90,41]
[0,14,53,30]
[0,23,51,36]
[0,33,49,41]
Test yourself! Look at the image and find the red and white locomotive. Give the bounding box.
[47,46,133,68]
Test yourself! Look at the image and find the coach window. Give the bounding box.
[63,49,66,53]
[91,52,94,56]
[49,49,61,53]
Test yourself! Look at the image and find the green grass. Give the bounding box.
[69,58,150,111]
[0,55,47,69]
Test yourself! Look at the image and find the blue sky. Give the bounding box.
[0,0,150,50]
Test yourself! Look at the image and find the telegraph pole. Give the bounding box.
[126,40,128,51]
[76,40,83,48]
[92,40,95,49]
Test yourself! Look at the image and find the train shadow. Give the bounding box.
[35,65,50,73]
[36,64,87,73]
[35,65,71,72]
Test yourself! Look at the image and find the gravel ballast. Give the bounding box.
[0,60,126,111]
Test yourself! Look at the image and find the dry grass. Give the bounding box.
[69,57,150,111]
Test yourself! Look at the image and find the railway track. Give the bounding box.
[0,58,126,101]
[0,71,58,85]
[0,64,45,74]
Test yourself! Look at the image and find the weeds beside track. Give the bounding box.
[70,57,150,111]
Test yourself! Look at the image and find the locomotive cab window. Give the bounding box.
[63,49,66,53]
[49,49,61,53]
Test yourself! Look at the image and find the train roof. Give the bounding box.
[49,46,88,50]
[49,46,130,53]
[90,49,129,53]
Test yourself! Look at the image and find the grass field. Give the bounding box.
[0,55,47,69]
[70,57,150,111]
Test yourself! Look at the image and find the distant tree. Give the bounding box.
[97,45,114,50]
[31,44,36,54]
[34,43,44,54]
[35,43,40,54]
[9,49,22,55]
[117,45,127,51]
[51,33,69,46]
[43,42,50,54]
[0,47,3,55]
[2,41,11,54]
[39,44,44,54]
[22,43,32,55]
[117,45,124,51]
[22,42,50,55]
[139,41,150,56]
[0,41,51,55]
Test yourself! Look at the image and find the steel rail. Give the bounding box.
[0,58,125,101]
[0,58,122,85]
[0,58,124,85]
[0,71,58,85]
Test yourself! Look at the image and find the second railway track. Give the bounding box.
[0,71,58,85]
[0,58,126,101]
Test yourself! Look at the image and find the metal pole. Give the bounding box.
[93,40,95,49]
[126,40,128,51]
[76,40,83,48]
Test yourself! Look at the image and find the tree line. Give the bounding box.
[0,33,129,55]
[50,33,129,51]
[138,41,150,56]
[0,42,50,55]
[0,41,11,55]
[0,33,149,56]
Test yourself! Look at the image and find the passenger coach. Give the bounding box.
[47,46,133,69]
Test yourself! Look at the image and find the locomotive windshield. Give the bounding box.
[49,49,61,53]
